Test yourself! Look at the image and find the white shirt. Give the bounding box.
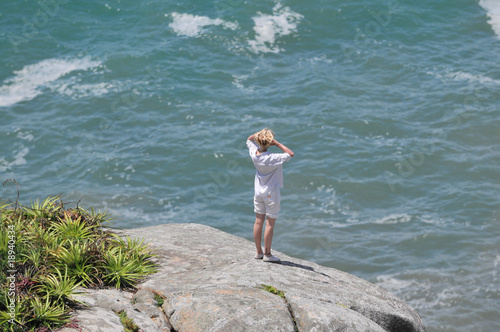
[247,140,292,195]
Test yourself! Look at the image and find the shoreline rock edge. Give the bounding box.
[60,223,426,332]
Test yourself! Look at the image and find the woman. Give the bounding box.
[246,128,295,263]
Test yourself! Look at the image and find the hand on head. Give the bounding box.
[254,128,275,150]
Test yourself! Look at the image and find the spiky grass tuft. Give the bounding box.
[0,195,158,331]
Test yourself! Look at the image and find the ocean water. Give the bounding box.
[1,0,499,330]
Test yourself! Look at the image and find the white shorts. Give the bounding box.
[253,188,281,218]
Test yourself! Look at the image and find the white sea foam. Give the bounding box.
[232,74,256,92]
[372,213,412,224]
[445,70,500,85]
[376,270,464,313]
[53,79,116,99]
[166,4,302,54]
[428,68,500,86]
[345,213,412,224]
[309,55,334,64]
[167,12,238,38]
[0,146,29,172]
[0,57,102,107]
[376,274,414,290]
[16,130,34,142]
[420,214,446,225]
[480,0,500,39]
[248,3,303,53]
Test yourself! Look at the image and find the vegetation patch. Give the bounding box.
[118,310,140,332]
[153,293,164,307]
[260,284,298,332]
[0,193,158,331]
[261,284,285,299]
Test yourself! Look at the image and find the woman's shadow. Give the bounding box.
[280,260,331,278]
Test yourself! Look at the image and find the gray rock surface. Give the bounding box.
[59,288,171,332]
[61,223,426,332]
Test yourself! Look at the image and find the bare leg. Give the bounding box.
[264,216,276,256]
[253,213,265,255]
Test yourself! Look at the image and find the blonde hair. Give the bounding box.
[254,128,274,150]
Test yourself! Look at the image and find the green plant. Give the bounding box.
[154,293,164,307]
[68,262,95,286]
[0,226,9,257]
[261,284,299,331]
[118,310,140,332]
[0,194,158,332]
[0,201,13,223]
[0,293,28,331]
[79,207,113,227]
[36,267,83,303]
[23,196,61,219]
[0,310,15,329]
[102,247,156,289]
[51,212,95,243]
[26,224,60,251]
[52,241,87,265]
[261,284,285,299]
[112,235,153,259]
[21,247,44,269]
[30,296,70,328]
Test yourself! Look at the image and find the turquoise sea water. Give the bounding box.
[1,0,499,330]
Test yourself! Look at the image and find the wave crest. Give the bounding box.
[0,57,102,107]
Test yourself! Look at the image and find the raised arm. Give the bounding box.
[272,140,295,157]
[247,134,255,141]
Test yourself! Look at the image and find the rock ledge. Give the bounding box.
[61,223,426,332]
